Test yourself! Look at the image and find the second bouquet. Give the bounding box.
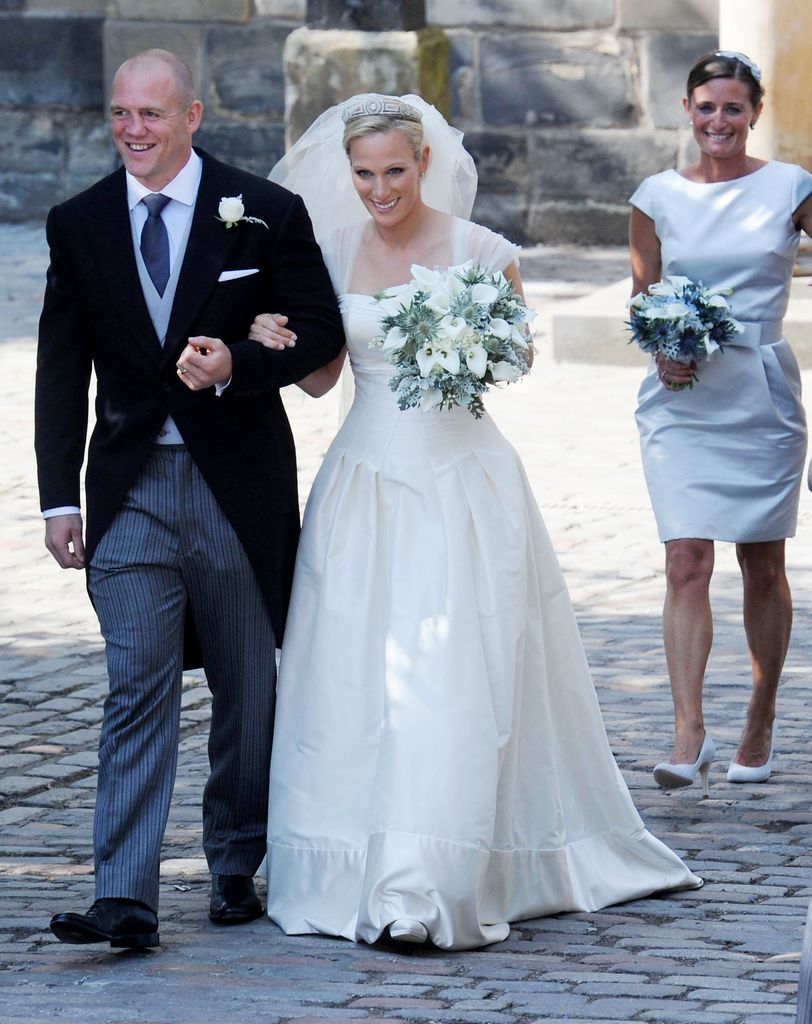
[627,275,743,387]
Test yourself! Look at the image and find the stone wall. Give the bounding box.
[0,1,110,221]
[0,0,718,241]
[442,0,717,241]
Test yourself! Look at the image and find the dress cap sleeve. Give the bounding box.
[791,164,812,217]
[456,219,521,274]
[629,175,657,218]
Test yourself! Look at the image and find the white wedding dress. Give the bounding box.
[266,218,700,950]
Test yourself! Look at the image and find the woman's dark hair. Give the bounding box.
[686,51,765,107]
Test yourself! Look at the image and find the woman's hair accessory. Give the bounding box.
[341,95,423,125]
[714,51,762,82]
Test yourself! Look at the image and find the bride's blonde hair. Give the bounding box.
[342,114,424,161]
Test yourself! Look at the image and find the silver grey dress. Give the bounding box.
[631,161,812,542]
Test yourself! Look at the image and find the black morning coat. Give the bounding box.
[35,148,346,666]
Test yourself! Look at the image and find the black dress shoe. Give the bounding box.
[209,874,263,924]
[50,898,159,948]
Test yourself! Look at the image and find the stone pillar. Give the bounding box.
[719,0,812,169]
[283,0,447,146]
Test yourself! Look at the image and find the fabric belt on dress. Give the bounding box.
[732,319,784,348]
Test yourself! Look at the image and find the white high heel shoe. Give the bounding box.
[654,733,716,797]
[727,728,775,783]
[388,918,428,944]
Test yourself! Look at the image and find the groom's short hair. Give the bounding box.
[115,48,197,109]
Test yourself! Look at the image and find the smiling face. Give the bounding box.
[348,129,429,228]
[110,58,203,191]
[684,77,761,162]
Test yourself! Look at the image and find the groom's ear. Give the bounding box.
[186,100,204,136]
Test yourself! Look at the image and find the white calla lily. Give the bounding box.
[489,317,511,340]
[416,344,441,376]
[381,326,408,352]
[420,387,443,412]
[702,336,720,357]
[416,344,460,377]
[470,282,500,304]
[511,325,529,349]
[649,276,690,297]
[490,360,520,382]
[410,264,444,289]
[376,282,416,316]
[642,301,691,321]
[438,347,461,374]
[440,315,468,341]
[466,344,488,378]
[425,289,453,314]
[446,272,466,298]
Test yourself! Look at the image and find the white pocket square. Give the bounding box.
[218,268,260,282]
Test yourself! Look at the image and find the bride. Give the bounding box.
[254,93,701,950]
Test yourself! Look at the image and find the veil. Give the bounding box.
[269,93,478,238]
[269,94,479,420]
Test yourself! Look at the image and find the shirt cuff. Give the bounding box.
[43,506,81,519]
[214,377,232,397]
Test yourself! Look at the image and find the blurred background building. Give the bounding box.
[0,0,807,243]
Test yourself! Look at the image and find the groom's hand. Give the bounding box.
[176,337,232,391]
[45,514,85,569]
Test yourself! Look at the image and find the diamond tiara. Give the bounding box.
[341,96,423,125]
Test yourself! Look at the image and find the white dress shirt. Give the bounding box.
[126,149,201,267]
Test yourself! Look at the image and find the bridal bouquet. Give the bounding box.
[627,275,742,385]
[372,261,534,418]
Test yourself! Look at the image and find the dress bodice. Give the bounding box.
[339,293,396,387]
[630,162,812,323]
[321,216,520,401]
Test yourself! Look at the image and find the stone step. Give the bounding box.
[552,274,812,366]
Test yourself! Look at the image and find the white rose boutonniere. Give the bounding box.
[216,194,268,230]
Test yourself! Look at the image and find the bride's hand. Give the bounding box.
[249,313,297,350]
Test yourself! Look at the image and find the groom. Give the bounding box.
[35,49,344,948]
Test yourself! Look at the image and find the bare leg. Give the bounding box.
[662,539,715,763]
[733,540,790,766]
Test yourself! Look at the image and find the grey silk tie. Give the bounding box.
[140,193,171,296]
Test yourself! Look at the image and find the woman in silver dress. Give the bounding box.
[630,52,812,792]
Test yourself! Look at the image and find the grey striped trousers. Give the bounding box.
[88,448,276,911]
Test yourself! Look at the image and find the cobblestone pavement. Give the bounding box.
[2,222,811,1024]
